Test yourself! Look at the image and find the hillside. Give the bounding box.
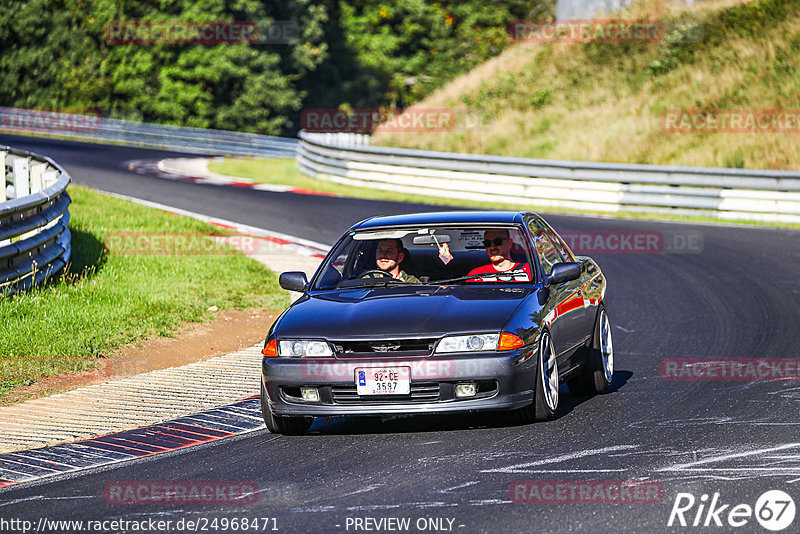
[372,0,800,170]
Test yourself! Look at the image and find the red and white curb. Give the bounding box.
[126,158,337,197]
[0,397,265,490]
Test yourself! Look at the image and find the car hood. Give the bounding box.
[276,285,533,339]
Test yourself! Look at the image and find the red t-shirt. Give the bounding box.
[467,262,532,282]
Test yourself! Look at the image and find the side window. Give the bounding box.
[331,250,348,274]
[316,241,349,288]
[545,227,576,262]
[528,222,564,276]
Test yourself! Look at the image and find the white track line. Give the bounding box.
[480,445,639,473]
[95,189,330,256]
[659,443,800,471]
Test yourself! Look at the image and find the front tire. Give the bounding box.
[260,381,312,435]
[515,331,559,423]
[568,307,613,395]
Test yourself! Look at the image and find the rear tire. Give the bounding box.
[260,381,312,435]
[515,331,559,424]
[568,307,613,395]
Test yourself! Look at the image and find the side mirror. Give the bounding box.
[279,271,308,292]
[545,262,581,287]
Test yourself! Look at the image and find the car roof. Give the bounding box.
[351,211,533,230]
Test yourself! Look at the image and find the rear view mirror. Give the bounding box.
[279,271,308,292]
[545,262,581,287]
[412,234,451,245]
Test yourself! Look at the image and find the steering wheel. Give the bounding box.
[359,269,395,279]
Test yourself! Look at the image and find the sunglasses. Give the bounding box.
[483,237,509,247]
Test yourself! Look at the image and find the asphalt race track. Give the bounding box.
[2,133,800,533]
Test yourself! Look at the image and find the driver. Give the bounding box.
[467,229,531,282]
[372,238,420,283]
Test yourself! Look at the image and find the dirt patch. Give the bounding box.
[5,309,278,405]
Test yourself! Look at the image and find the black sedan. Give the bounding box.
[260,211,612,434]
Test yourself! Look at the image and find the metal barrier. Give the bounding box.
[1,146,71,295]
[297,131,800,224]
[0,107,297,158]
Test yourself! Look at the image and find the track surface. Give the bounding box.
[2,133,800,533]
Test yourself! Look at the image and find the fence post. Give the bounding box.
[42,170,59,187]
[0,150,6,203]
[13,157,30,199]
[30,163,47,194]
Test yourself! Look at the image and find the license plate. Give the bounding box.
[355,367,410,395]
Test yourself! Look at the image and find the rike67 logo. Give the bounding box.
[668,490,796,531]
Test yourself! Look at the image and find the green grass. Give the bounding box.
[209,157,800,230]
[0,186,288,402]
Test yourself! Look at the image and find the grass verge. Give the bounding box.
[0,186,288,402]
[209,157,800,230]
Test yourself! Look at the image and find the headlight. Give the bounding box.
[277,340,334,357]
[435,334,499,353]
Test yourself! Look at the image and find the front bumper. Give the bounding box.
[262,349,536,417]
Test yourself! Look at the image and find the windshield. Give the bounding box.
[312,225,535,290]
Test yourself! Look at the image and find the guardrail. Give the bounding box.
[1,146,71,295]
[0,107,297,158]
[297,130,800,224]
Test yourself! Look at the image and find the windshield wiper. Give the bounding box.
[430,273,505,284]
[336,278,412,289]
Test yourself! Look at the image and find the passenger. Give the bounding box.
[467,229,531,282]
[373,238,421,283]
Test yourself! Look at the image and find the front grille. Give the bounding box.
[331,382,440,404]
[332,338,436,357]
